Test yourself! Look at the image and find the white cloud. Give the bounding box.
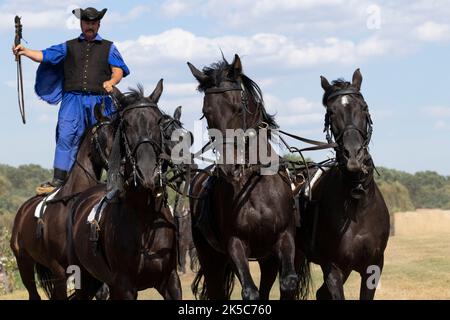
[263,94,324,129]
[201,0,355,31]
[415,21,450,42]
[116,28,397,72]
[0,10,67,31]
[0,4,152,31]
[160,0,196,18]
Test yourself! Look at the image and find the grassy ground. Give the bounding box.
[2,209,450,300]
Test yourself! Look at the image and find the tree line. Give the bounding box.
[375,167,450,213]
[0,163,449,224]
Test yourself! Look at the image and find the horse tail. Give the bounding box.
[191,263,235,300]
[191,266,207,300]
[295,255,312,300]
[223,263,235,299]
[35,263,54,299]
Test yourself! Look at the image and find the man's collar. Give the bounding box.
[78,33,103,42]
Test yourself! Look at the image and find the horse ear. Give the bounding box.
[187,62,208,84]
[320,76,331,92]
[174,106,182,121]
[150,79,164,103]
[94,103,106,122]
[352,68,363,91]
[230,54,243,80]
[107,130,123,194]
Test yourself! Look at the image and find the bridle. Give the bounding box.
[324,88,373,151]
[159,115,184,150]
[118,102,165,187]
[323,87,375,198]
[204,80,253,131]
[91,119,113,170]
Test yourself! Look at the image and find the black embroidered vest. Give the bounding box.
[64,37,112,94]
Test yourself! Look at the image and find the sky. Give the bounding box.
[1,0,450,175]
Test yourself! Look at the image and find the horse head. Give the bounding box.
[107,80,166,194]
[187,54,278,178]
[159,105,193,166]
[321,69,373,179]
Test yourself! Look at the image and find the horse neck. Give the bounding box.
[336,165,376,209]
[60,133,100,196]
[122,188,160,222]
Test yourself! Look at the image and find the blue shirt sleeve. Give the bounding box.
[42,43,67,65]
[109,44,130,77]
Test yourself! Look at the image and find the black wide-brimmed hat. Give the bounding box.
[72,7,107,21]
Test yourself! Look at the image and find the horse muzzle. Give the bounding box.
[350,183,367,199]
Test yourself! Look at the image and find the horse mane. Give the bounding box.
[197,58,278,129]
[120,84,149,106]
[119,84,166,117]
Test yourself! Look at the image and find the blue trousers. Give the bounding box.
[53,92,114,172]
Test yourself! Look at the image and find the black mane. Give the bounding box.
[197,59,278,129]
[120,84,151,106]
[116,84,167,119]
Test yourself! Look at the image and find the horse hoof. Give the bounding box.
[242,288,259,300]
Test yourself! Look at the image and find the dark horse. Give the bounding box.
[173,193,197,274]
[188,54,308,300]
[296,69,390,299]
[10,103,115,300]
[70,80,185,299]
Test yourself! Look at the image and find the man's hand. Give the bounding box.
[12,44,43,63]
[12,44,26,57]
[103,80,114,93]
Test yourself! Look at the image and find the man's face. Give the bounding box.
[81,20,100,39]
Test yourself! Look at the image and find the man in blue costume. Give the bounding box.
[13,7,130,193]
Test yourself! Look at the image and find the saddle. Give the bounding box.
[87,196,108,255]
[34,188,61,239]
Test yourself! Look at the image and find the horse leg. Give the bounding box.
[109,281,138,300]
[49,262,69,300]
[258,256,279,300]
[16,252,41,300]
[277,232,299,300]
[228,237,259,300]
[178,242,187,274]
[316,263,347,300]
[157,269,182,300]
[191,226,231,299]
[74,271,104,300]
[189,246,198,272]
[359,255,384,300]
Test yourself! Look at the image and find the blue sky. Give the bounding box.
[1,0,450,175]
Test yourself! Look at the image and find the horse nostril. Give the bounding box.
[343,148,350,158]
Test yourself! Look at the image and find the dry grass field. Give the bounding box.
[2,209,450,300]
